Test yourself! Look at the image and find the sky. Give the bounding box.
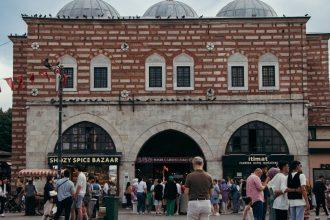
[0,0,329,110]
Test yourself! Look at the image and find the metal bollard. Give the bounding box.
[103,196,119,220]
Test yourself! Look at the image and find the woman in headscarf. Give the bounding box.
[164,176,178,216]
[267,167,280,220]
[220,179,230,214]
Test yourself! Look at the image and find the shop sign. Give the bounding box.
[223,155,294,166]
[48,155,120,165]
[136,157,192,164]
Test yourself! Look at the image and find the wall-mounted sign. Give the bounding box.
[136,157,193,164]
[48,155,121,165]
[223,155,294,166]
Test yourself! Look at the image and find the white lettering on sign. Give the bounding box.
[48,156,120,165]
[248,156,268,162]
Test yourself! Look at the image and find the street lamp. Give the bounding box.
[44,58,64,178]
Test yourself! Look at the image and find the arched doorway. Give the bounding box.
[135,129,206,180]
[222,121,293,179]
[48,121,121,186]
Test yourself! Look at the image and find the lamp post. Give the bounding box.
[44,58,64,178]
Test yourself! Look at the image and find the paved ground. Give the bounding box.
[3,213,242,220]
[3,211,329,220]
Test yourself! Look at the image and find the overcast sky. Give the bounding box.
[0,0,329,110]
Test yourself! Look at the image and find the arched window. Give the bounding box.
[58,121,116,153]
[90,55,111,91]
[145,54,166,91]
[227,53,248,90]
[258,53,279,90]
[173,53,194,90]
[58,55,77,91]
[226,121,288,154]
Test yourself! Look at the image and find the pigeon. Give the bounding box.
[43,58,52,70]
[199,15,203,18]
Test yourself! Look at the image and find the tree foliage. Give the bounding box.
[0,108,12,152]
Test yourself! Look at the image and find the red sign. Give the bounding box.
[136,157,192,164]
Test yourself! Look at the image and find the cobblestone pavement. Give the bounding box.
[3,211,328,220]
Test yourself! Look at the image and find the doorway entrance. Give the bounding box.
[223,121,289,179]
[135,129,206,180]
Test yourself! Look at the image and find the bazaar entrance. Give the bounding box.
[223,121,291,179]
[48,121,122,194]
[135,130,206,180]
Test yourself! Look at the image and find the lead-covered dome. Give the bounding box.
[143,0,198,18]
[217,0,277,18]
[57,0,120,19]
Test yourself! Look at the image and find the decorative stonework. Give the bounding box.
[127,121,213,162]
[217,112,301,158]
[45,113,123,155]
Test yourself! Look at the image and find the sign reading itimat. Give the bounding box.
[48,156,120,165]
[222,155,294,166]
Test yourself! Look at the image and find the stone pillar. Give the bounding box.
[296,155,310,179]
[118,160,135,200]
[206,160,222,180]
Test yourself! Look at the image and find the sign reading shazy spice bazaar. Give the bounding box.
[223,155,294,166]
[48,155,120,165]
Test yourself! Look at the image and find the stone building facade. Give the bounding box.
[9,0,330,187]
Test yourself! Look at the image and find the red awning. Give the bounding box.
[18,169,61,177]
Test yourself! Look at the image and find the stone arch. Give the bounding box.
[217,113,298,158]
[45,113,123,154]
[127,121,213,162]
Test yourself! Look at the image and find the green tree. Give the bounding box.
[0,108,12,152]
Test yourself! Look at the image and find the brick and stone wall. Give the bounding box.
[9,36,28,180]
[9,16,330,182]
[306,34,330,126]
[22,17,309,100]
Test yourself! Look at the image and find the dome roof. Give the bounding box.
[143,0,198,18]
[57,0,120,19]
[217,0,277,18]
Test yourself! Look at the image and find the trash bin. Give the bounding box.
[88,198,97,217]
[103,196,119,220]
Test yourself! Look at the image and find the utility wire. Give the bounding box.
[0,41,11,47]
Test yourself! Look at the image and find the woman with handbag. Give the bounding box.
[42,175,55,220]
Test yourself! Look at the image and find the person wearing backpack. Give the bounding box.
[91,178,101,218]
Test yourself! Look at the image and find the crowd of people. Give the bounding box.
[0,158,330,219]
[123,159,330,220]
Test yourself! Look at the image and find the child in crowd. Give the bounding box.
[242,197,253,220]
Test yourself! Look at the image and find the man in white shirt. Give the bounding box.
[136,177,147,214]
[175,180,182,215]
[73,166,87,220]
[268,161,290,219]
[287,161,310,220]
